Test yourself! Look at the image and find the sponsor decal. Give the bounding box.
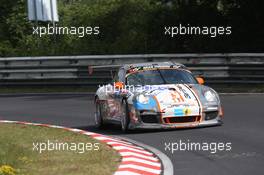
[177,85,192,99]
[183,108,191,115]
[170,90,184,103]
[133,97,157,110]
[167,103,195,108]
[173,107,191,116]
[174,108,184,116]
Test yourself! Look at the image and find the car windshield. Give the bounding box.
[126,69,197,86]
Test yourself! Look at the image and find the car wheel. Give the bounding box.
[95,99,104,128]
[121,101,130,132]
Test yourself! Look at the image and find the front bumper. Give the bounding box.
[129,118,222,130]
[128,106,223,130]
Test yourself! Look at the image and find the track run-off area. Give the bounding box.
[0,94,263,175]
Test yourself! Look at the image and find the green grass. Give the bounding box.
[0,124,120,175]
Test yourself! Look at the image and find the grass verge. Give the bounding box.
[0,123,120,175]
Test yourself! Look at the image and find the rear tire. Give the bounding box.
[121,101,130,133]
[95,99,104,128]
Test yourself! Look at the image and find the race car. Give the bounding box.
[94,62,223,132]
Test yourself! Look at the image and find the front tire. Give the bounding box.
[121,101,130,133]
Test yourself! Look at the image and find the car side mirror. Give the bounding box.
[114,82,124,89]
[196,77,205,85]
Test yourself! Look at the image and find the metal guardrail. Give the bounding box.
[0,53,264,86]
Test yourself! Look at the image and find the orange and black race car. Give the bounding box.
[94,62,223,132]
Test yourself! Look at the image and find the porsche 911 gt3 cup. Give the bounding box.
[94,62,223,132]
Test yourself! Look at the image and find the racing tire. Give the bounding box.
[121,101,130,133]
[95,99,104,129]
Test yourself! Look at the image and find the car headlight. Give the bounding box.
[137,94,150,104]
[204,90,217,102]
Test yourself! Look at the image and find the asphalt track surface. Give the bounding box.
[0,94,263,175]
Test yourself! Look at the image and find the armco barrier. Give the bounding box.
[0,53,264,86]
